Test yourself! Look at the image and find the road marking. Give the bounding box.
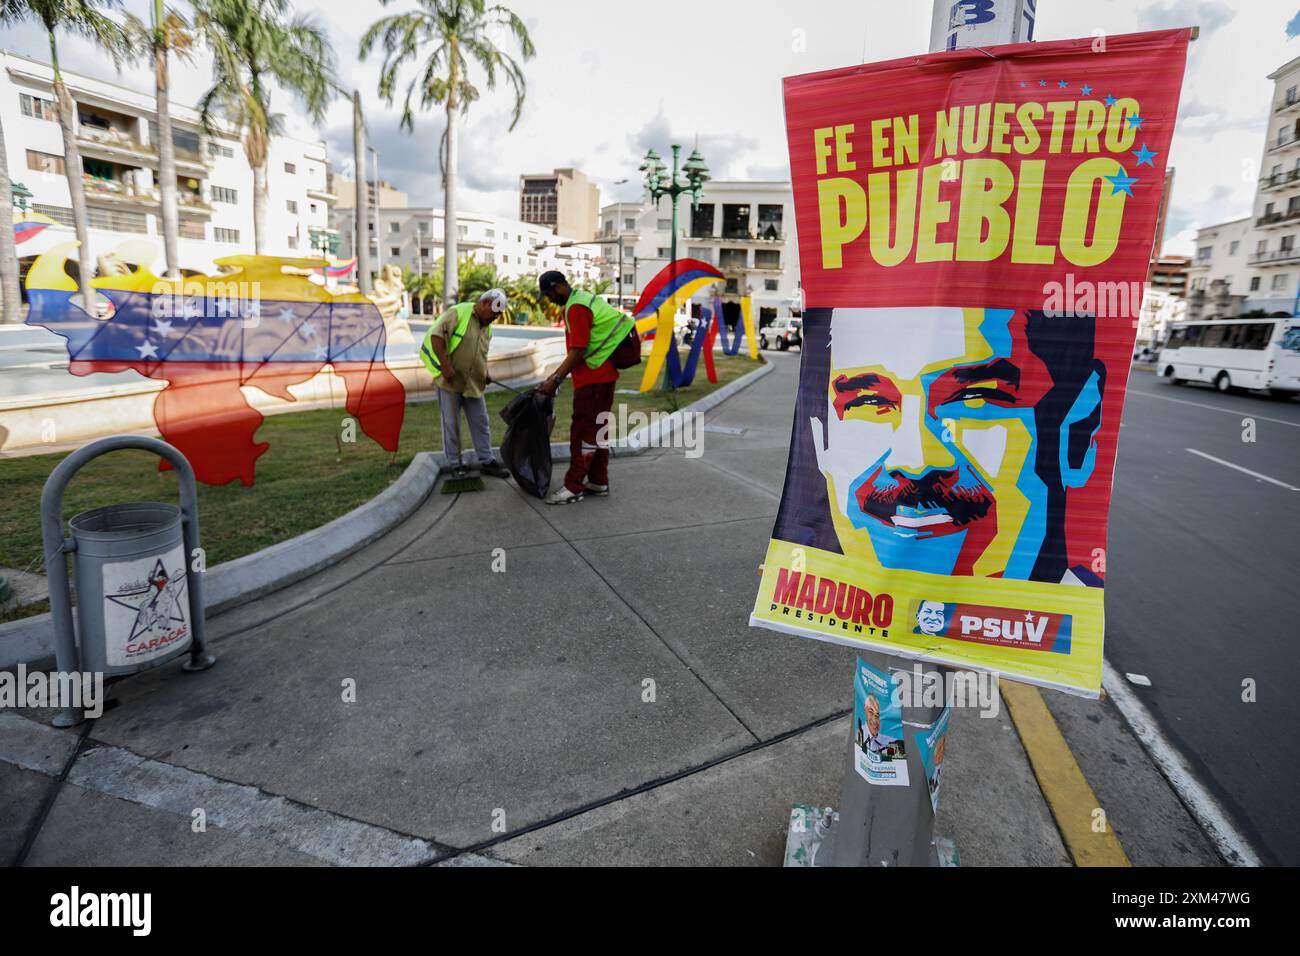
[1101,661,1262,866]
[1185,448,1300,491]
[0,713,508,866]
[999,678,1131,866]
[1128,389,1300,428]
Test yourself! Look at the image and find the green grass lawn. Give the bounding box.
[0,352,763,620]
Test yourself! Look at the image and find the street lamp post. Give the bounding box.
[638,145,710,268]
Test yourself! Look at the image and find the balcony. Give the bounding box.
[1255,209,1300,229]
[77,125,156,165]
[82,175,159,209]
[307,185,336,202]
[1260,168,1300,191]
[684,231,785,245]
[1267,128,1300,153]
[1277,94,1300,115]
[1248,247,1300,266]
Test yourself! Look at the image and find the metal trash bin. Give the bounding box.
[41,436,215,726]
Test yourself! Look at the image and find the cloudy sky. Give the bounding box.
[2,0,1298,254]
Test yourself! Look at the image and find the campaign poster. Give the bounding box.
[916,706,953,815]
[853,657,909,786]
[750,29,1191,697]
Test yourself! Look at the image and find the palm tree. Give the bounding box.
[127,3,194,280]
[6,1,131,310]
[360,0,533,309]
[191,0,333,254]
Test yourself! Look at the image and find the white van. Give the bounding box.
[1157,318,1300,397]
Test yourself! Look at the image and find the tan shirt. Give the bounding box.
[430,307,492,398]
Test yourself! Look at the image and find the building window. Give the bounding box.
[26,149,65,174]
[284,162,296,174]
[208,142,234,159]
[690,204,714,237]
[623,219,635,231]
[723,204,752,239]
[719,248,747,271]
[211,186,238,204]
[1272,273,1288,290]
[1196,246,1212,262]
[1229,240,1239,256]
[459,225,469,238]
[310,203,317,214]
[286,200,298,214]
[486,228,495,238]
[390,246,400,257]
[388,221,400,234]
[754,250,781,270]
[764,279,778,291]
[179,219,205,240]
[214,227,240,243]
[656,247,670,258]
[20,94,56,121]
[757,204,784,239]
[420,247,429,257]
[1250,276,1261,291]
[657,218,671,230]
[287,236,298,250]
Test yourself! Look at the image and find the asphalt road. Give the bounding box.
[1105,367,1300,865]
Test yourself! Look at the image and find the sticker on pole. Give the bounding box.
[853,657,909,786]
[916,706,953,814]
[102,545,191,667]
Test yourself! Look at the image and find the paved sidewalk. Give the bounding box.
[3,353,1072,866]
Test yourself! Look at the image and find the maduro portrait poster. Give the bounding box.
[750,29,1191,697]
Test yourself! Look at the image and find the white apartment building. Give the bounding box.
[597,180,801,327]
[334,204,600,306]
[1189,54,1300,320]
[2,49,337,282]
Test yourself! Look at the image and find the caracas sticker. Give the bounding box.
[102,545,191,667]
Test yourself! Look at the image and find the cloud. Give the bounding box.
[1135,0,1237,35]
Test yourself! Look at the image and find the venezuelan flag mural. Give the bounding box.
[313,258,357,280]
[13,209,60,245]
[25,242,405,486]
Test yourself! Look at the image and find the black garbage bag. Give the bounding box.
[499,387,556,498]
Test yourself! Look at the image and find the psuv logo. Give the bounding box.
[960,611,1051,644]
[912,599,1071,654]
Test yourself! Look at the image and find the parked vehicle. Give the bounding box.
[1158,318,1300,397]
[759,318,802,351]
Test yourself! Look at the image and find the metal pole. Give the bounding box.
[369,145,382,274]
[792,0,1032,869]
[617,235,624,306]
[668,144,681,267]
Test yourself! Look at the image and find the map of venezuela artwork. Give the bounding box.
[25,241,405,485]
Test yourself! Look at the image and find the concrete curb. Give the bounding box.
[0,360,773,668]
[543,358,775,465]
[0,453,442,669]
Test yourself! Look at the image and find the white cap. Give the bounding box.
[480,288,509,313]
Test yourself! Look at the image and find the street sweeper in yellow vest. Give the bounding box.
[419,288,511,479]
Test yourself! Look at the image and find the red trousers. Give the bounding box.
[564,381,616,493]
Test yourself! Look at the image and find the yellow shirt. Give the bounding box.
[430,307,492,398]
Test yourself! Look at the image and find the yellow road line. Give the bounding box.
[1000,678,1130,867]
